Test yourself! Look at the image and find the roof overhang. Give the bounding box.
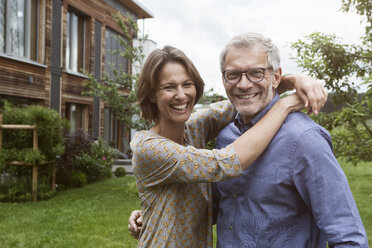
[120,0,153,19]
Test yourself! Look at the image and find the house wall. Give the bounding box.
[0,0,152,152]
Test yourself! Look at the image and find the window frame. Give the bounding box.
[65,8,86,73]
[104,27,129,79]
[0,0,39,61]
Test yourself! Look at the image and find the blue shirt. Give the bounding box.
[213,94,368,248]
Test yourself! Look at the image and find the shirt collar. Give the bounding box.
[234,93,280,132]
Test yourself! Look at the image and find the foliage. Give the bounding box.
[57,130,116,188]
[83,13,150,131]
[341,0,372,45]
[290,1,372,164]
[1,102,69,160]
[114,167,126,177]
[199,88,227,104]
[0,103,68,201]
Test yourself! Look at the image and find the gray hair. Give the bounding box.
[220,33,280,72]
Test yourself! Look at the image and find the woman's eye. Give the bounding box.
[183,82,194,88]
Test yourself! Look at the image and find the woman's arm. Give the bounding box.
[187,100,237,143]
[278,74,328,115]
[233,93,303,170]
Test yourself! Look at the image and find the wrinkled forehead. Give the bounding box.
[224,45,269,69]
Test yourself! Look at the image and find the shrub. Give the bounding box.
[0,103,68,201]
[114,167,126,178]
[68,171,87,188]
[57,132,116,187]
[1,102,69,160]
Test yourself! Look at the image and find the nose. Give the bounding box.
[174,86,187,99]
[236,73,253,90]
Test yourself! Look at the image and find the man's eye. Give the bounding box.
[226,72,240,79]
[248,69,264,78]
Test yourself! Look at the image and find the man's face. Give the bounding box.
[223,45,281,123]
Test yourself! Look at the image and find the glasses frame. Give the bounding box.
[222,66,273,85]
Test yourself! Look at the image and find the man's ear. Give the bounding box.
[272,67,282,89]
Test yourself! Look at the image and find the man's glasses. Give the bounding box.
[222,67,272,85]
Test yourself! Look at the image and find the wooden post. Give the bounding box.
[52,165,56,191]
[0,114,3,149]
[32,128,38,202]
[33,129,38,150]
[0,114,2,185]
[32,165,38,202]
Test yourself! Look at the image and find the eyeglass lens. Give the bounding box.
[224,67,266,84]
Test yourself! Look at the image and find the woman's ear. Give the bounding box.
[149,94,157,103]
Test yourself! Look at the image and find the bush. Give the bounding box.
[68,171,87,188]
[56,130,93,188]
[1,102,68,160]
[0,103,68,201]
[0,173,55,202]
[114,167,126,178]
[57,131,116,188]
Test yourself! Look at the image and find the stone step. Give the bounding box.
[112,159,133,175]
[114,159,132,166]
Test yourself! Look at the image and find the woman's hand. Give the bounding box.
[278,92,305,114]
[279,74,328,115]
[128,210,142,239]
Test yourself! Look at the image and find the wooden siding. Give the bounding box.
[0,0,151,149]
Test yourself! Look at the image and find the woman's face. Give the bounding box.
[152,62,197,126]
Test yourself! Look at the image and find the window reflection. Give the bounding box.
[66,10,85,72]
[0,0,38,60]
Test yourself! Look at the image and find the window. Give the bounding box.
[105,28,128,79]
[66,103,87,131]
[103,107,114,145]
[66,10,85,73]
[0,0,38,60]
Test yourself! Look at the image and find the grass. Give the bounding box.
[0,177,140,248]
[341,159,372,245]
[0,160,371,247]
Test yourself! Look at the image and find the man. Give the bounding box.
[212,32,368,247]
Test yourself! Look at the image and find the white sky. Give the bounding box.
[136,0,366,95]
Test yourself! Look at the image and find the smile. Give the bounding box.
[171,103,188,110]
[237,93,258,99]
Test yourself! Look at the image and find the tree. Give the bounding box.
[290,0,372,164]
[83,13,150,131]
[198,88,227,104]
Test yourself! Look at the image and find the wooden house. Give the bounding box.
[0,0,153,154]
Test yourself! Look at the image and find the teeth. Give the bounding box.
[172,104,187,110]
[239,93,257,99]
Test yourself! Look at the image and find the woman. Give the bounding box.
[130,45,326,247]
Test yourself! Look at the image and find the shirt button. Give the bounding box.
[232,193,237,199]
[229,225,233,230]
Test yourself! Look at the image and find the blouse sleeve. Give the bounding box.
[131,132,242,188]
[187,100,237,142]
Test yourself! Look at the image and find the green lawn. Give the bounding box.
[341,160,372,245]
[0,177,141,248]
[0,160,371,247]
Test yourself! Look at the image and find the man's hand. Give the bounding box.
[279,74,328,115]
[128,210,142,239]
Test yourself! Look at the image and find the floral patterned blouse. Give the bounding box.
[131,101,242,248]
